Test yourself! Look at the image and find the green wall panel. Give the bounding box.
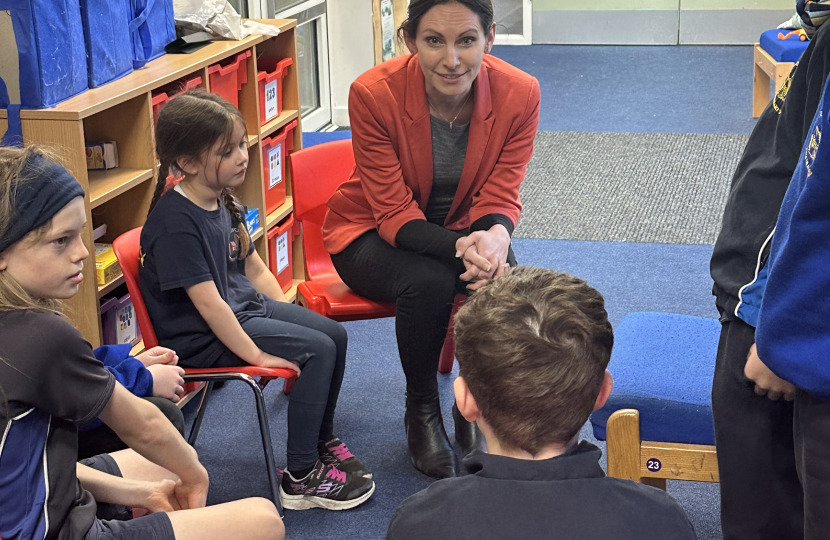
[680,0,792,9]
[533,0,791,10]
[533,0,678,10]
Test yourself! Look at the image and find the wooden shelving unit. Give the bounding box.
[2,20,305,348]
[265,196,294,229]
[89,168,155,207]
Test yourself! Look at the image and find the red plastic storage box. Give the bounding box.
[151,74,203,125]
[267,214,296,293]
[208,50,251,108]
[257,57,293,125]
[261,119,298,215]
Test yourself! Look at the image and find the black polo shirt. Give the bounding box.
[386,441,696,540]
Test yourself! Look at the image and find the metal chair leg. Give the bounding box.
[188,381,214,446]
[240,376,284,517]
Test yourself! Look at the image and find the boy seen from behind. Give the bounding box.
[386,266,696,540]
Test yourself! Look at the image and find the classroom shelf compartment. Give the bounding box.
[251,227,265,241]
[261,109,299,139]
[97,274,126,298]
[89,168,155,208]
[265,196,294,230]
[287,279,301,304]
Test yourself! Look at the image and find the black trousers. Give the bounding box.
[794,388,830,540]
[78,397,186,460]
[711,317,803,540]
[331,229,514,401]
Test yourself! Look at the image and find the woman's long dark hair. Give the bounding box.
[148,90,251,258]
[398,0,494,41]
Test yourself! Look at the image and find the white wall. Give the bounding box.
[327,0,375,127]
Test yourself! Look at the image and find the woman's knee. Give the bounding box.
[403,265,457,303]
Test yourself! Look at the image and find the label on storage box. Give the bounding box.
[277,231,289,273]
[117,304,137,345]
[265,79,278,121]
[268,145,283,188]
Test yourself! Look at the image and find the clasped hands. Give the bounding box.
[455,225,512,290]
[136,346,186,403]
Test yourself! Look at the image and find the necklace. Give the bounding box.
[427,91,472,130]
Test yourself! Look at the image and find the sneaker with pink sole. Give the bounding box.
[279,459,375,511]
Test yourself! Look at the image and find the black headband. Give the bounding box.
[0,154,85,254]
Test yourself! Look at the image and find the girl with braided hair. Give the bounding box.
[141,90,374,511]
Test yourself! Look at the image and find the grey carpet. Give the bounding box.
[516,131,750,245]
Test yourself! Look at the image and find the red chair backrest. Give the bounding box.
[289,140,356,281]
[290,139,355,226]
[112,227,159,349]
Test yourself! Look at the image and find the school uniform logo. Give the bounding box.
[804,111,822,177]
[773,65,797,115]
[229,228,241,262]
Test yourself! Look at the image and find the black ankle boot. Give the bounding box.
[404,397,457,479]
[453,401,486,457]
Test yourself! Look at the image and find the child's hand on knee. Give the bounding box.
[138,478,181,513]
[148,364,186,402]
[254,350,301,376]
[137,346,179,367]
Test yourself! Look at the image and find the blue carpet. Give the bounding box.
[490,45,758,135]
[186,238,723,540]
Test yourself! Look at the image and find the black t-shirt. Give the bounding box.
[0,309,116,540]
[387,442,696,540]
[140,189,266,367]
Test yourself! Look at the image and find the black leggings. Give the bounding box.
[213,297,347,471]
[331,229,514,401]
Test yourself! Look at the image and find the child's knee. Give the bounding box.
[247,498,284,539]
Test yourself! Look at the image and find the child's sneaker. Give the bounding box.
[280,460,375,511]
[319,437,373,478]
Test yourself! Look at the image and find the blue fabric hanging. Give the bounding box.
[0,0,88,108]
[79,0,134,88]
[128,0,175,69]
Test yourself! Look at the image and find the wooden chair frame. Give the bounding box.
[753,43,795,118]
[605,409,719,489]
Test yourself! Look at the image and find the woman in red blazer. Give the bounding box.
[323,0,540,479]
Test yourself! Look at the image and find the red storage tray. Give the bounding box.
[151,74,203,125]
[208,50,251,107]
[257,57,293,125]
[267,214,296,293]
[261,119,298,215]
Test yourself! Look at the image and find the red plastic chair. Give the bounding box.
[113,227,296,516]
[290,139,459,373]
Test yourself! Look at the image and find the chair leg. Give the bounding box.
[438,294,465,374]
[606,408,642,482]
[438,334,455,374]
[241,376,284,517]
[188,381,215,446]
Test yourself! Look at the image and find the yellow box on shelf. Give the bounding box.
[95,243,122,287]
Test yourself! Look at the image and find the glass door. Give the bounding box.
[493,0,532,45]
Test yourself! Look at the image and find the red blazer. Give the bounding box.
[322,53,540,254]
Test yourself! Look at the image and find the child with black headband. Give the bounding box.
[0,146,284,540]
